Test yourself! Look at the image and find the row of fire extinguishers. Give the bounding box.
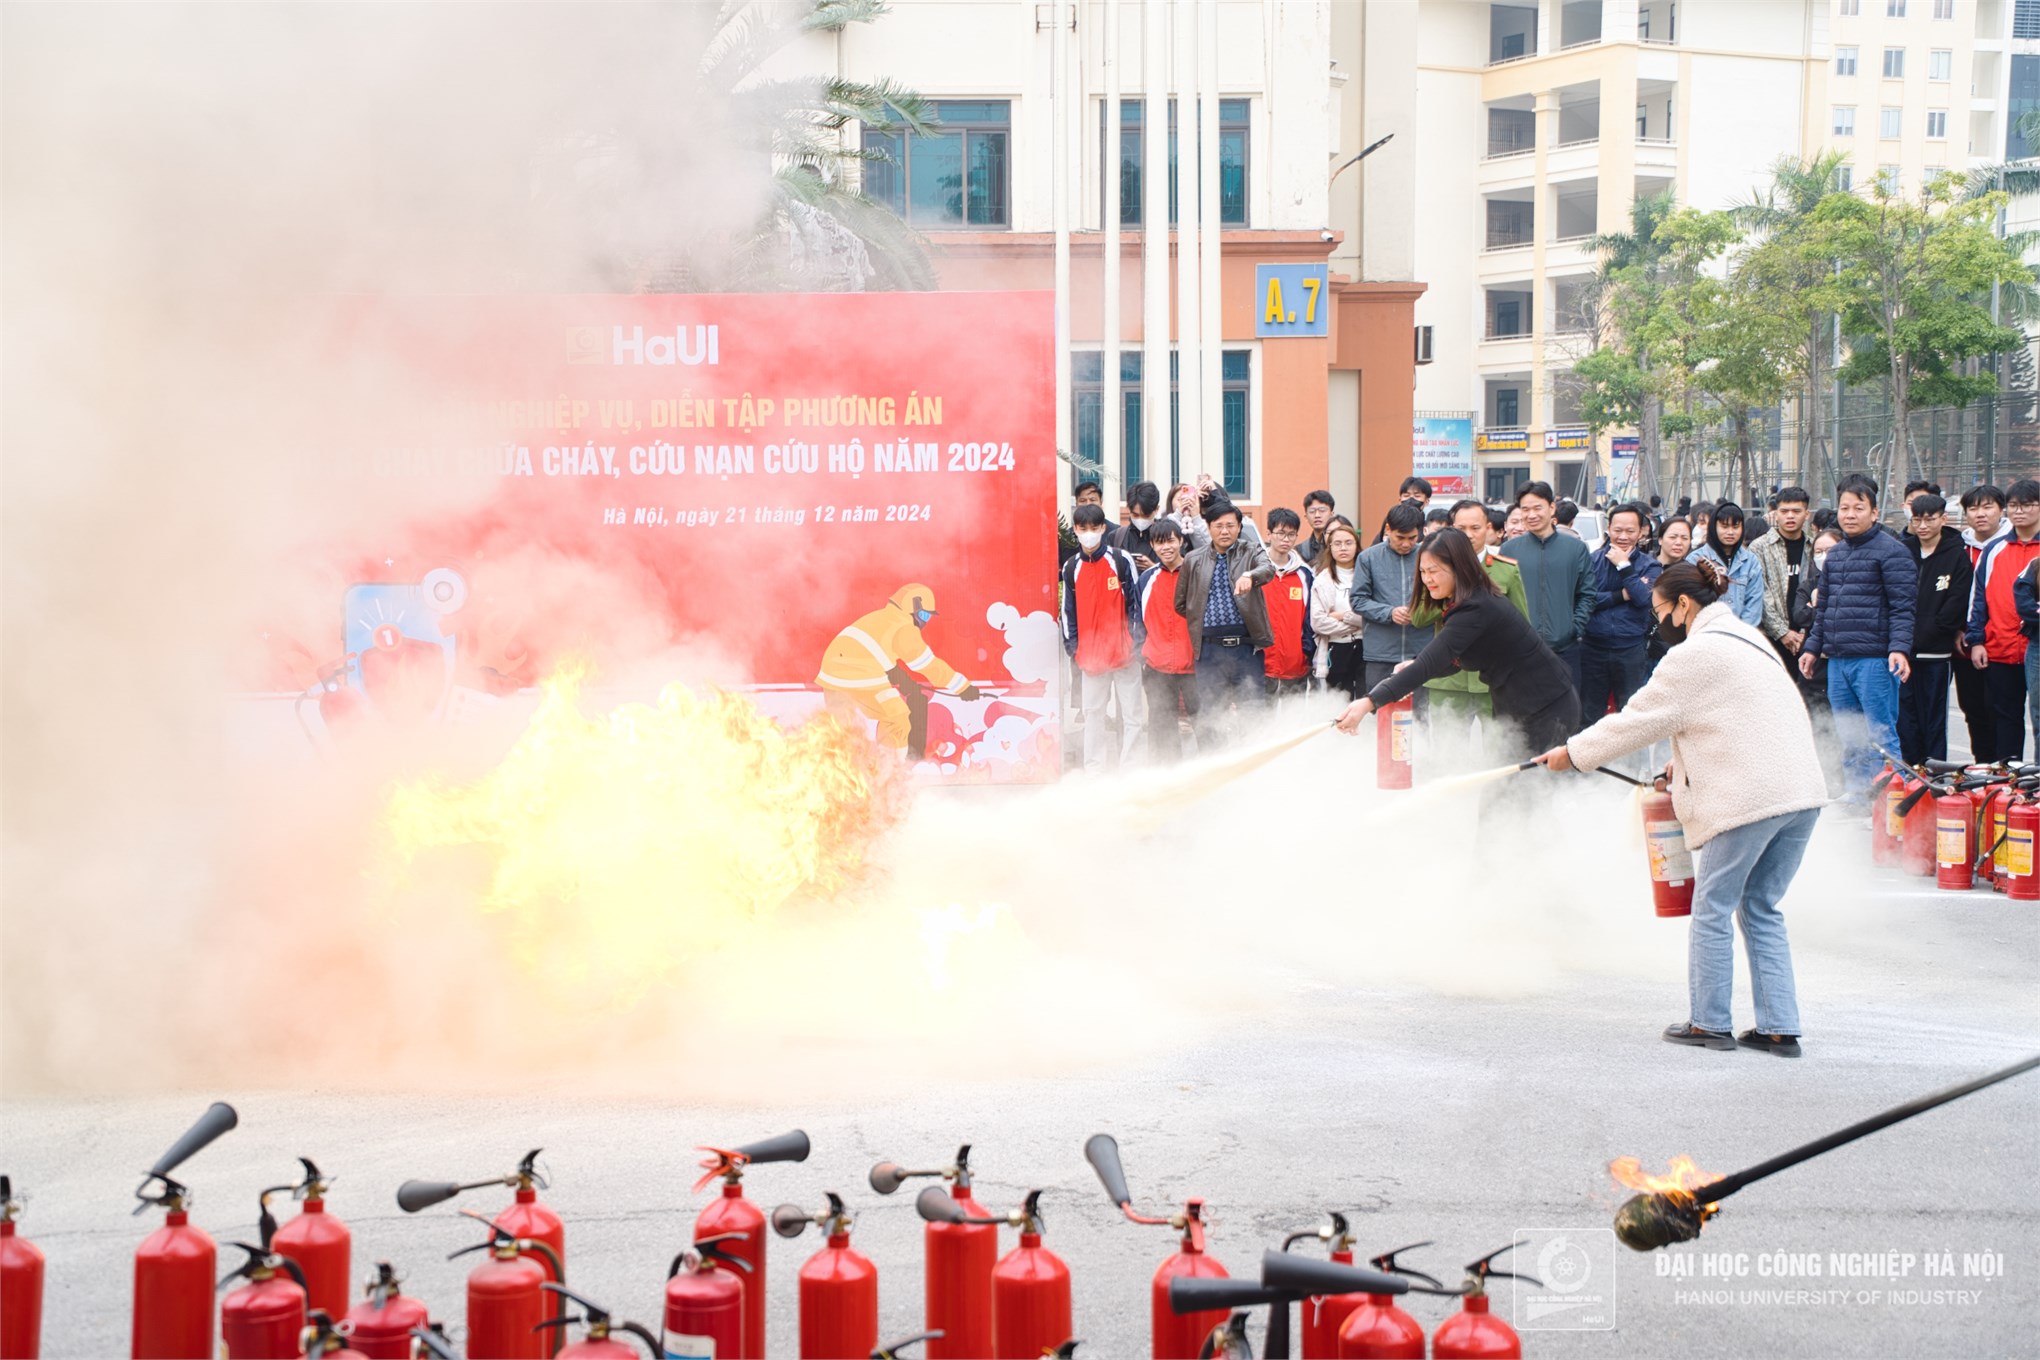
[1869,755,2040,897]
[0,1106,1548,1360]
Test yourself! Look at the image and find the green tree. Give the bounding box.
[1815,172,2030,493]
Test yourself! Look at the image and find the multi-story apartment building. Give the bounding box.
[783,0,1425,531]
[1410,0,1829,503]
[1823,0,2014,197]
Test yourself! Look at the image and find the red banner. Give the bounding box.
[277,292,1062,781]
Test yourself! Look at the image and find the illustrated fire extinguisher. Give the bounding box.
[1084,1134,1231,1360]
[534,1282,661,1359]
[263,1158,351,1322]
[771,1193,879,1360]
[1165,1277,1295,1359]
[300,1309,369,1360]
[915,1187,1073,1360]
[1430,1246,1538,1360]
[693,1129,811,1360]
[664,1232,748,1360]
[447,1216,566,1360]
[1375,696,1415,791]
[1639,788,1695,918]
[2002,797,2040,900]
[1,1176,45,1360]
[1277,1212,1356,1360]
[342,1262,431,1360]
[869,1145,993,1360]
[219,1241,309,1360]
[1257,1249,1415,1359]
[133,1101,238,1360]
[1935,789,1978,890]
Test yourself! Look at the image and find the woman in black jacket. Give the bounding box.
[1335,529,1580,753]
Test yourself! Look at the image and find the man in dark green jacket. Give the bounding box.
[1501,480,1595,693]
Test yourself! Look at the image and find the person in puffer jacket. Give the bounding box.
[1800,474,1916,805]
[1539,557,1826,1058]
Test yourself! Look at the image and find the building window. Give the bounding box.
[863,101,1010,228]
[1837,46,1859,75]
[1107,98,1250,228]
[2014,54,2040,156]
[1879,164,1901,193]
[1881,106,1904,137]
[2020,0,2040,40]
[1071,350,1253,496]
[1927,109,1948,138]
[1834,106,1857,136]
[1929,49,1951,81]
[1933,0,1953,16]
[1887,0,1906,15]
[1838,162,1854,191]
[1841,0,1860,13]
[1883,48,1906,78]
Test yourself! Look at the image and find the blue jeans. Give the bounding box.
[1690,808,1815,1036]
[1827,655,1901,799]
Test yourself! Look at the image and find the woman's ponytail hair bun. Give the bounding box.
[1658,558,1727,606]
[1694,557,1730,596]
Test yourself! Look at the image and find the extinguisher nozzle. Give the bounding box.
[1082,1133,1131,1208]
[731,1129,810,1166]
[396,1180,461,1213]
[147,1101,238,1180]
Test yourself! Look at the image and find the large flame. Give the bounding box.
[1609,1154,1724,1202]
[384,663,895,999]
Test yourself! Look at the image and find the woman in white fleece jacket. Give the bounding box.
[1537,558,1829,1059]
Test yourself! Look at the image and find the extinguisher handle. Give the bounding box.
[870,1330,945,1359]
[411,1324,459,1360]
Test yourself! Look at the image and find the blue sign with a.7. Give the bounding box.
[1254,263,1330,338]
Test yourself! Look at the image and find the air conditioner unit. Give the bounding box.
[1414,325,1434,365]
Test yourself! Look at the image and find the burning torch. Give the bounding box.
[1613,1054,2040,1252]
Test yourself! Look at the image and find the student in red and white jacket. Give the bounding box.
[1136,518,1197,760]
[1966,479,2040,762]
[1062,501,1145,771]
[1259,507,1317,700]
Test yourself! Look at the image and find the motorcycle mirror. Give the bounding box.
[869,1162,910,1195]
[1082,1133,1132,1206]
[734,1130,810,1166]
[396,1180,461,1213]
[915,1186,966,1225]
[148,1102,238,1179]
[770,1203,813,1239]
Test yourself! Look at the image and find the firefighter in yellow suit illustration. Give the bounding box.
[816,583,981,758]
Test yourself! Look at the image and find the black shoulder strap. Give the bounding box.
[1702,625,1787,671]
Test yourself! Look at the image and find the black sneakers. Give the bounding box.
[1737,1029,1803,1058]
[1663,1022,1737,1051]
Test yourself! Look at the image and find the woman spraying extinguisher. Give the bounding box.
[1535,560,1828,1058]
[1334,529,1578,755]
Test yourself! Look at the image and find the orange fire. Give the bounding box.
[1610,1154,1725,1205]
[382,662,898,1000]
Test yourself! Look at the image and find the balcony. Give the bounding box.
[1484,189,1535,255]
[1558,0,1603,50]
[1487,3,1538,66]
[1636,0,1677,45]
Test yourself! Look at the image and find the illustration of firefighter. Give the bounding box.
[816,583,982,759]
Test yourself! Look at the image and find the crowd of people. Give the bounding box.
[1061,471,2040,801]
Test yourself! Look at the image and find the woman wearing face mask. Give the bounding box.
[1310,523,1367,697]
[1688,501,1765,627]
[1536,559,1826,1058]
[1334,529,1578,753]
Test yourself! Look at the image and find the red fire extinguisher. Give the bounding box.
[399,1149,564,1354]
[264,1159,351,1322]
[1375,696,1415,790]
[1869,763,1902,867]
[1430,1246,1538,1360]
[448,1217,566,1360]
[300,1309,369,1360]
[1,1176,45,1360]
[1977,784,2012,885]
[1084,1134,1231,1360]
[771,1193,879,1360]
[664,1233,748,1360]
[870,1145,993,1360]
[1258,1248,1415,1360]
[693,1129,811,1360]
[915,1187,1073,1360]
[534,1282,661,1359]
[1935,788,1978,890]
[1901,779,1938,876]
[219,1241,309,1360]
[1639,788,1695,918]
[133,1101,237,1360]
[2003,797,2040,900]
[342,1263,431,1360]
[1277,1212,1355,1360]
